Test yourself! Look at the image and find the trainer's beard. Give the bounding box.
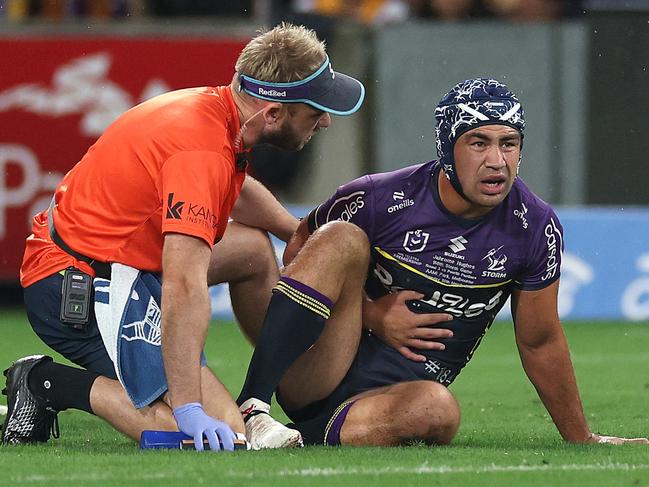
[261,119,309,152]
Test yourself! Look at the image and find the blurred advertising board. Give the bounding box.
[211,207,649,322]
[0,36,247,281]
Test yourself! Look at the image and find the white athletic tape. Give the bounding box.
[0,404,7,415]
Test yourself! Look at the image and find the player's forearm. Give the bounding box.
[517,334,591,443]
[231,175,298,242]
[161,280,210,408]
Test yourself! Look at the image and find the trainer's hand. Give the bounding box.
[363,291,453,362]
[172,402,237,452]
[587,433,649,445]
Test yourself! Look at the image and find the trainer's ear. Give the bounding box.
[262,102,284,126]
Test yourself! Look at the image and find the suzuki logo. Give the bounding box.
[448,236,468,253]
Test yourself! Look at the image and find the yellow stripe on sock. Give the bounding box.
[274,281,331,319]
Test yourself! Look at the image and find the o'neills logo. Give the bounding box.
[388,199,414,213]
[259,87,287,97]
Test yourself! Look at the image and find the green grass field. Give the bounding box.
[1,307,648,486]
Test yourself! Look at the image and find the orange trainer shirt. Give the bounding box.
[21,86,246,288]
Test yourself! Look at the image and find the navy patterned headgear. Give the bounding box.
[434,78,525,199]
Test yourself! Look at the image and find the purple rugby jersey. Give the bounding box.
[306,160,564,386]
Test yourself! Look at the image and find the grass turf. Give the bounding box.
[0,307,648,486]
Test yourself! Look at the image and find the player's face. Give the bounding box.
[453,125,521,212]
[263,104,331,151]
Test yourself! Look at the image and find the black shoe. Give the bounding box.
[1,355,60,445]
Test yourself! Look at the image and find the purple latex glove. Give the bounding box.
[172,402,236,452]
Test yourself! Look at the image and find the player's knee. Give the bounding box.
[314,221,369,265]
[408,381,460,445]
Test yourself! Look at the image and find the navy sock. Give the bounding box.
[237,276,332,406]
[28,361,99,414]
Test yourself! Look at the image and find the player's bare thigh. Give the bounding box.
[340,380,460,446]
[277,222,369,411]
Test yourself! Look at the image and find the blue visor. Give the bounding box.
[238,55,365,116]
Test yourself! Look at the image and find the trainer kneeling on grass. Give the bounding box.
[1,23,364,451]
[235,78,649,447]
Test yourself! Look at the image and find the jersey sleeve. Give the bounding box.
[306,175,375,239]
[158,150,233,247]
[514,207,564,290]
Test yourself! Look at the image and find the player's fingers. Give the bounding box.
[413,313,454,326]
[205,429,222,451]
[416,327,453,340]
[397,346,426,362]
[397,290,425,302]
[408,338,445,351]
[621,437,649,444]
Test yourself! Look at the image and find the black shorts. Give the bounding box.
[23,272,117,379]
[283,333,454,445]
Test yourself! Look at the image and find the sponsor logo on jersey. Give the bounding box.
[514,202,529,229]
[481,245,507,278]
[326,191,365,222]
[403,230,429,253]
[542,217,562,281]
[187,203,218,229]
[258,88,287,97]
[165,193,184,219]
[372,262,507,320]
[388,199,415,213]
[448,236,468,253]
[165,193,217,228]
[393,191,404,200]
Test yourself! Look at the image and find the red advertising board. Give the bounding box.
[0,36,248,281]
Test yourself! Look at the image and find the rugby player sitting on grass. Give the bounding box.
[235,78,649,447]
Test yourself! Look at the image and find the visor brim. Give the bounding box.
[304,72,365,116]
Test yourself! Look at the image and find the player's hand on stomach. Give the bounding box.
[172,402,237,451]
[587,433,649,445]
[363,290,453,362]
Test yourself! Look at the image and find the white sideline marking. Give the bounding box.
[11,463,649,482]
[0,404,7,415]
[227,462,649,478]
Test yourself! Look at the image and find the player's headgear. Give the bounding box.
[238,55,365,116]
[434,78,525,199]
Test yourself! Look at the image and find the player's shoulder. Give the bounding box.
[508,177,559,222]
[343,160,434,197]
[366,160,434,187]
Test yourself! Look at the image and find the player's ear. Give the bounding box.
[262,102,284,126]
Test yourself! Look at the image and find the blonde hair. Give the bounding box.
[235,22,327,83]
